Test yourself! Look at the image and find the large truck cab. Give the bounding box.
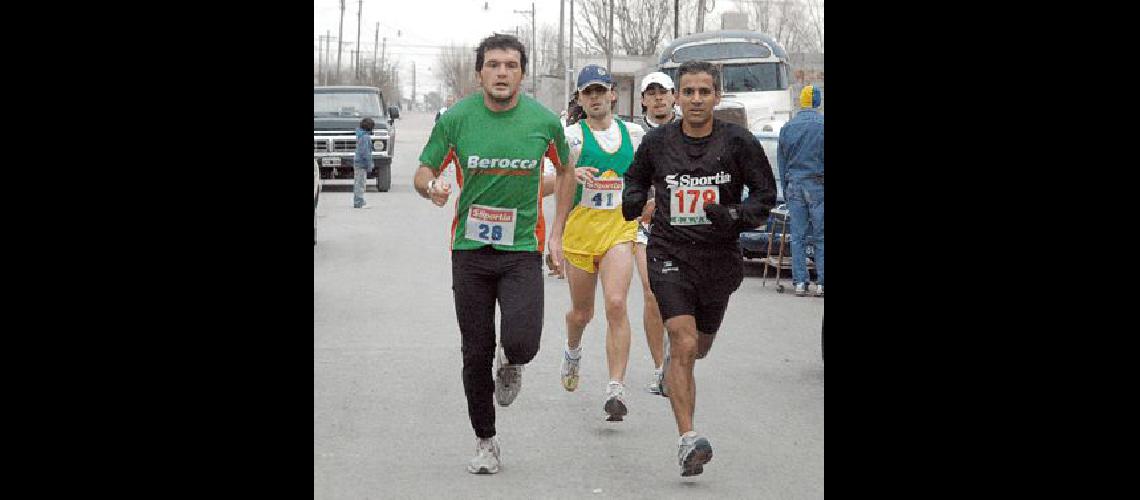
[659,30,794,134]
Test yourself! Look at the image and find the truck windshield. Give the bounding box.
[672,41,771,62]
[314,92,382,118]
[722,63,786,92]
[663,63,787,93]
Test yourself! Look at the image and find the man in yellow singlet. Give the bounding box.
[548,64,646,422]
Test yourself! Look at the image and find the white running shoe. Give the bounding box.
[647,368,663,395]
[494,347,522,407]
[560,348,580,392]
[467,437,500,474]
[603,381,628,422]
[678,433,713,477]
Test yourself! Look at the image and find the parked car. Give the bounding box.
[314,159,321,245]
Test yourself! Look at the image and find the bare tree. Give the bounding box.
[577,0,673,56]
[740,0,821,53]
[576,0,611,54]
[694,0,716,34]
[372,62,400,106]
[615,0,672,55]
[436,44,479,100]
[537,24,562,75]
[672,0,714,37]
[803,0,823,52]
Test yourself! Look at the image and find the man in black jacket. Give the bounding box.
[622,60,777,478]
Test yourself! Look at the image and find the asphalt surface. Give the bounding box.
[315,109,824,499]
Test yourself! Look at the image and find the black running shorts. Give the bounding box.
[645,240,743,335]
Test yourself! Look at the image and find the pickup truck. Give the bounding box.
[314,86,400,191]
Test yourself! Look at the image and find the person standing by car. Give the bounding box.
[549,64,646,422]
[778,85,825,297]
[633,71,679,394]
[414,33,571,475]
[622,60,777,477]
[353,118,375,209]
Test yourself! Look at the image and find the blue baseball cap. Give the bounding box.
[576,64,614,91]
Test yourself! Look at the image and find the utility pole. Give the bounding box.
[558,0,565,75]
[336,0,345,83]
[606,0,613,74]
[325,30,331,85]
[559,0,567,111]
[532,3,537,98]
[318,35,324,85]
[674,0,679,39]
[393,64,400,109]
[696,0,707,34]
[373,23,379,85]
[412,61,416,105]
[513,4,537,97]
[569,0,574,103]
[355,0,362,80]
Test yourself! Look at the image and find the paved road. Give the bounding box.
[315,109,824,499]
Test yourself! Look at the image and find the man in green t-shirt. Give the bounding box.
[414,33,572,475]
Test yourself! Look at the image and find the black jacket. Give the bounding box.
[623,119,777,245]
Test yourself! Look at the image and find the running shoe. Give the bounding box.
[678,433,713,477]
[647,368,663,395]
[604,381,627,422]
[494,347,522,407]
[467,437,500,474]
[560,348,580,392]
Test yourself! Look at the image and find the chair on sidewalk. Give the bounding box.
[761,206,813,293]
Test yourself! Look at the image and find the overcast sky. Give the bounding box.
[314,0,569,95]
[314,0,742,98]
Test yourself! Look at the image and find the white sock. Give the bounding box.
[565,343,581,359]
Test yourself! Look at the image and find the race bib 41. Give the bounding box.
[580,178,623,210]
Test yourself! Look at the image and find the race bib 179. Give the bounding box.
[668,186,719,225]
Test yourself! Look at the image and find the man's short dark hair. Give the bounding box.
[677,60,721,92]
[475,33,527,75]
[359,117,375,131]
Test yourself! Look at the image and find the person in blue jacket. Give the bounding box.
[353,118,375,209]
[778,85,824,297]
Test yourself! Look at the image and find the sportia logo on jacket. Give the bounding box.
[664,172,732,188]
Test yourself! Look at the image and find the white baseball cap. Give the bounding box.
[640,72,675,94]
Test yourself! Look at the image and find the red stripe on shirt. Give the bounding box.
[535,141,564,253]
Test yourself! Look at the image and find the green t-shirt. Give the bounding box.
[419,93,569,252]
